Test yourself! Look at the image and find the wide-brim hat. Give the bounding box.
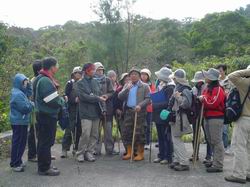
[191,71,205,83]
[141,68,152,78]
[129,68,141,76]
[94,62,105,70]
[172,69,189,86]
[119,73,129,83]
[202,68,220,81]
[72,66,82,74]
[155,67,172,82]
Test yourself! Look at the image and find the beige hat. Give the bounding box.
[141,68,152,78]
[72,66,82,74]
[94,62,105,70]
[119,73,129,83]
[191,71,205,83]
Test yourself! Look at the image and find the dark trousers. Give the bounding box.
[28,124,38,159]
[145,112,152,145]
[10,125,28,167]
[37,113,57,172]
[192,120,212,160]
[156,123,173,161]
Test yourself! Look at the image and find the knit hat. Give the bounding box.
[172,69,189,85]
[140,68,152,78]
[72,66,82,74]
[155,67,172,82]
[202,68,220,81]
[129,68,141,76]
[191,71,205,83]
[94,62,105,71]
[83,63,95,72]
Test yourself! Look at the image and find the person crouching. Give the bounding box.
[118,68,150,161]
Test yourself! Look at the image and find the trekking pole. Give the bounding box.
[149,120,153,163]
[193,104,204,166]
[131,111,138,163]
[116,114,121,154]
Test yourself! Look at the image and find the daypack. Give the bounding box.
[224,86,250,124]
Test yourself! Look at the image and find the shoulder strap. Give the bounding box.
[242,86,250,106]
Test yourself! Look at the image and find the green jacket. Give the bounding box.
[77,75,103,120]
[34,75,64,119]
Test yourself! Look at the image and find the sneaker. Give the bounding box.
[174,165,190,171]
[21,162,26,168]
[12,166,24,172]
[225,175,246,184]
[76,154,85,162]
[225,148,234,156]
[153,158,162,163]
[38,168,60,176]
[51,155,56,160]
[28,157,38,162]
[203,158,212,164]
[85,152,96,162]
[160,160,168,165]
[205,162,213,168]
[61,150,67,158]
[144,145,150,150]
[169,162,180,169]
[206,166,223,173]
[107,150,119,156]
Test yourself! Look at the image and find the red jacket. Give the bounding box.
[202,86,226,118]
[147,83,156,113]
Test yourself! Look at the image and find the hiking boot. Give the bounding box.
[169,162,180,169]
[133,145,144,161]
[85,152,96,162]
[76,154,85,162]
[205,162,213,168]
[38,168,60,176]
[160,160,168,165]
[12,166,24,172]
[225,175,246,184]
[28,157,38,162]
[206,166,223,173]
[21,162,26,168]
[153,158,162,163]
[174,165,190,171]
[123,145,132,160]
[51,155,56,160]
[61,150,67,158]
[203,158,212,164]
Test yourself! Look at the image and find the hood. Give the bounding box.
[13,73,28,91]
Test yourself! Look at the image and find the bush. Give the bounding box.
[0,101,10,133]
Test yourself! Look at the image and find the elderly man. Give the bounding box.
[118,68,150,161]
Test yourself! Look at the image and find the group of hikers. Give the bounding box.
[9,57,250,184]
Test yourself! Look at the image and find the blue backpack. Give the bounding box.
[224,86,250,124]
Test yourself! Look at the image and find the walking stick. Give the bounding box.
[116,114,121,154]
[193,104,204,166]
[131,111,138,163]
[149,120,153,163]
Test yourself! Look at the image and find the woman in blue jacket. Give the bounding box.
[10,73,33,172]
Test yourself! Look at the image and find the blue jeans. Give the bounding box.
[222,124,229,149]
[10,125,28,167]
[145,112,152,145]
[156,123,173,161]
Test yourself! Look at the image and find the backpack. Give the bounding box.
[224,86,250,124]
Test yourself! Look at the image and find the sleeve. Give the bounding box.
[228,69,250,91]
[25,82,33,98]
[118,85,130,101]
[38,78,64,108]
[14,94,33,114]
[138,85,151,108]
[105,78,115,98]
[64,81,72,97]
[77,81,101,103]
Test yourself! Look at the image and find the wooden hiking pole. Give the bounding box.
[193,104,204,166]
[149,121,153,163]
[131,111,138,163]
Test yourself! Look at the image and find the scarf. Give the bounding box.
[39,69,60,89]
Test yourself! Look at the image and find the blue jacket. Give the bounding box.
[10,73,33,125]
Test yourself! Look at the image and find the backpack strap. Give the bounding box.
[242,86,250,107]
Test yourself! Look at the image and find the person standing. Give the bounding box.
[28,60,42,162]
[190,71,212,164]
[76,63,107,162]
[34,57,65,176]
[140,68,156,150]
[152,67,175,165]
[94,62,117,155]
[118,68,150,161]
[168,69,193,171]
[107,70,119,90]
[61,67,83,158]
[225,67,250,184]
[199,68,226,173]
[10,73,33,172]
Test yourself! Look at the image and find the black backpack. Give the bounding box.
[224,86,250,124]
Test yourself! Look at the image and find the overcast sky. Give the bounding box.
[0,0,249,29]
